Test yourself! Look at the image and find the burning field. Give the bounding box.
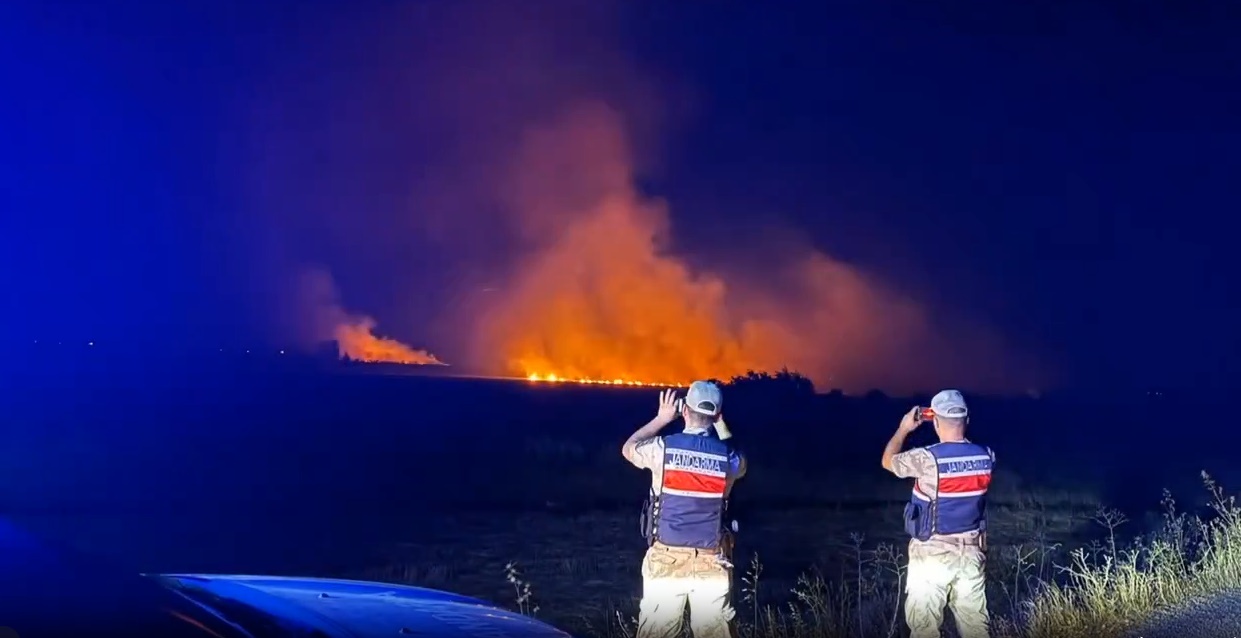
[290,101,1039,394]
[246,0,1046,396]
[525,373,687,388]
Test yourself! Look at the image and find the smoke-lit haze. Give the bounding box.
[289,268,442,365]
[469,101,1039,392]
[233,1,1047,394]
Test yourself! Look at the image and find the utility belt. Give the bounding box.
[909,530,989,554]
[903,496,988,550]
[648,540,724,556]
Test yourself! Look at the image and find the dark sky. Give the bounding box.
[2,0,1238,394]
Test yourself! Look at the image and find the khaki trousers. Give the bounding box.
[637,541,737,638]
[905,535,990,638]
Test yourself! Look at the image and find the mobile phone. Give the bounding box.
[918,407,935,422]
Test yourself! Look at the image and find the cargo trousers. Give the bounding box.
[637,540,737,638]
[905,533,990,638]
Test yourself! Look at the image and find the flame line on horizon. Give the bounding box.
[326,367,688,388]
[525,373,688,387]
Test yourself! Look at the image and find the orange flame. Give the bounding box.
[525,372,687,387]
[462,103,1044,394]
[247,5,1046,395]
[468,104,915,391]
[334,317,444,365]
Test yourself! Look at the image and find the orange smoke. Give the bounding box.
[288,266,444,366]
[334,316,443,365]
[476,187,779,384]
[468,103,816,385]
[239,0,1045,393]
[468,102,1040,394]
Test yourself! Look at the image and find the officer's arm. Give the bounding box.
[881,429,913,473]
[622,418,668,467]
[886,448,934,479]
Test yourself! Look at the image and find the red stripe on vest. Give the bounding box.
[939,473,991,493]
[664,469,726,495]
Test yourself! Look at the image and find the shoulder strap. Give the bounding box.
[930,447,941,535]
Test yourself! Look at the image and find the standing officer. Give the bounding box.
[881,389,994,638]
[622,381,746,638]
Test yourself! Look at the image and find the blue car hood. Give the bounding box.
[160,574,574,638]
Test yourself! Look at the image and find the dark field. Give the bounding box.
[0,351,1232,633]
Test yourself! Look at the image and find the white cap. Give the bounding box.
[684,380,722,416]
[930,389,968,418]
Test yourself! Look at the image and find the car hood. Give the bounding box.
[159,573,574,638]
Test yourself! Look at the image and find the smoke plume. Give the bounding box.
[466,102,1033,392]
[294,268,442,365]
[236,0,1048,394]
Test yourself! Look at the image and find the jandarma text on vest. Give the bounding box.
[938,457,992,473]
[666,450,727,472]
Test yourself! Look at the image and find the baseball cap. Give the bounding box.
[685,380,723,416]
[930,389,968,418]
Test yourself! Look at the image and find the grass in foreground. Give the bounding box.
[488,473,1241,638]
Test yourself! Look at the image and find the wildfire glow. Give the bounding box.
[334,317,444,365]
[248,3,1048,397]
[462,102,1042,395]
[471,104,930,390]
[525,372,687,387]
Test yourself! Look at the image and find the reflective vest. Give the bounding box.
[643,432,738,549]
[903,440,994,541]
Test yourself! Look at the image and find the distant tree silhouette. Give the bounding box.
[722,368,816,399]
[863,389,888,402]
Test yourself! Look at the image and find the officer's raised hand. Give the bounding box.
[713,412,735,441]
[654,388,680,426]
[622,389,682,463]
[897,406,923,433]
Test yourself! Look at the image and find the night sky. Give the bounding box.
[2,0,1238,394]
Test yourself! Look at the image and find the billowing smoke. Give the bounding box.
[292,267,442,365]
[234,0,1049,394]
[466,102,1033,392]
[334,317,444,365]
